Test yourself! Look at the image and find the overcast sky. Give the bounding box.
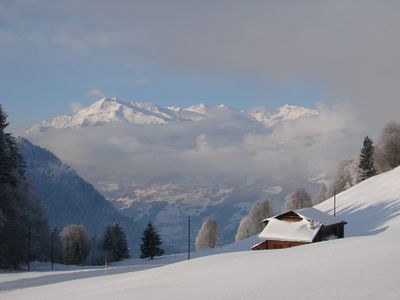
[1,1,400,133]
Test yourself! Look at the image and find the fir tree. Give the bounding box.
[140,222,164,259]
[358,136,377,182]
[0,105,50,269]
[103,226,113,260]
[102,223,129,262]
[0,104,12,185]
[112,223,129,260]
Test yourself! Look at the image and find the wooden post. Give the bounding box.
[188,216,191,260]
[27,226,31,272]
[66,237,69,269]
[51,228,54,271]
[333,186,336,217]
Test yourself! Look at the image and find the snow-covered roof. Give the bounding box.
[258,218,319,242]
[295,207,347,226]
[261,207,346,225]
[259,207,346,243]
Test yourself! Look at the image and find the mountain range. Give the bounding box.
[27,97,318,132]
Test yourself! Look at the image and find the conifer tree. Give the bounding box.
[102,223,129,262]
[0,104,12,184]
[112,223,129,260]
[103,226,113,259]
[358,136,377,182]
[0,105,50,269]
[140,222,164,259]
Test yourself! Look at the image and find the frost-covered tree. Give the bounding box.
[313,183,328,205]
[358,136,377,182]
[140,222,164,259]
[103,223,130,262]
[375,121,400,172]
[235,199,272,241]
[284,187,312,212]
[325,159,358,199]
[60,224,91,265]
[195,218,220,250]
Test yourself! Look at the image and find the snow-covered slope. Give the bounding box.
[2,167,400,299]
[316,166,400,236]
[27,97,318,132]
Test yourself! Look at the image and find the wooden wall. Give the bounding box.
[252,240,308,250]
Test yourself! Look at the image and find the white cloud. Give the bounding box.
[26,102,365,188]
[85,89,105,99]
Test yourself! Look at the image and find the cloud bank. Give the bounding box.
[26,103,364,189]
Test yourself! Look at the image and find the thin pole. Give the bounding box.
[27,226,31,272]
[188,216,191,260]
[334,186,336,217]
[51,229,54,271]
[66,237,69,269]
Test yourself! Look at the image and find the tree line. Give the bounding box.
[314,121,400,204]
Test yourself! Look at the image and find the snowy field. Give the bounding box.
[2,167,400,299]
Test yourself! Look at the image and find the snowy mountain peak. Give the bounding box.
[27,98,173,132]
[248,104,319,127]
[89,97,124,110]
[278,104,318,120]
[27,98,319,132]
[185,103,210,114]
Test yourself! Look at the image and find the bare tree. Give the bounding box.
[325,159,358,199]
[60,224,91,265]
[375,121,400,172]
[284,187,312,212]
[195,218,220,250]
[313,183,328,205]
[235,199,271,241]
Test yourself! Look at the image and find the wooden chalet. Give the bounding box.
[252,207,347,250]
